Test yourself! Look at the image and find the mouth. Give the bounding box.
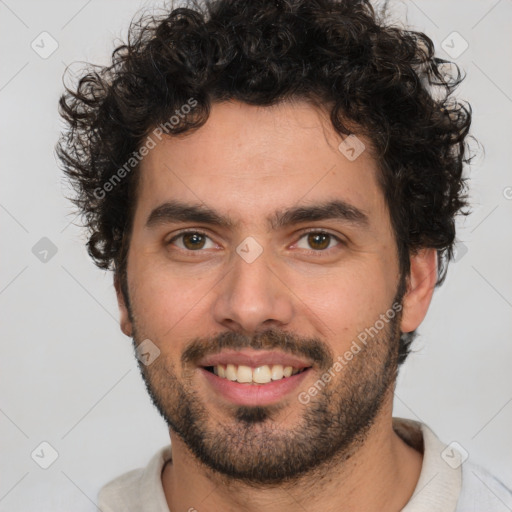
[203,364,308,384]
[197,350,313,406]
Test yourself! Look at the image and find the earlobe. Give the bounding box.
[114,274,134,337]
[400,248,438,333]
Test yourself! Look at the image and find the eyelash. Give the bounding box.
[166,229,345,255]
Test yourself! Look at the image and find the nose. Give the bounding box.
[211,242,294,335]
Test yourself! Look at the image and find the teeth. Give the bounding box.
[237,365,253,383]
[210,364,306,384]
[225,364,237,381]
[271,364,284,380]
[253,365,271,384]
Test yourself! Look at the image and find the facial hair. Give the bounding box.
[130,293,403,487]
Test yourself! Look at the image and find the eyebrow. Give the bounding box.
[145,199,370,230]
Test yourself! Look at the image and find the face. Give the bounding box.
[116,100,424,485]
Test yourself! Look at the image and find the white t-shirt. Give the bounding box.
[98,418,512,511]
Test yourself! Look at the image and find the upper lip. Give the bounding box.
[197,350,313,369]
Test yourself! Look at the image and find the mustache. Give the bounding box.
[181,327,333,370]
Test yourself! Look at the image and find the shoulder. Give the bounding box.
[98,445,172,512]
[455,461,512,512]
[393,417,511,512]
[98,467,146,512]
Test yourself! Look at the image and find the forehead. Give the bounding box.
[134,100,386,229]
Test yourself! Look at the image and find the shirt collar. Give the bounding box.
[394,417,462,512]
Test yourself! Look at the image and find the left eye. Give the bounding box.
[295,231,342,251]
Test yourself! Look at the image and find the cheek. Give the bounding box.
[290,267,391,348]
[128,256,216,338]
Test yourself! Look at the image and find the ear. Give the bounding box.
[400,248,437,333]
[114,273,134,337]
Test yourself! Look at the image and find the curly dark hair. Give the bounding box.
[56,0,474,364]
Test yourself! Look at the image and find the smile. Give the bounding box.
[204,364,308,384]
[197,349,314,405]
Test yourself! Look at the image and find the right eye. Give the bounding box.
[166,231,218,251]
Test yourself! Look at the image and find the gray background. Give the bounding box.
[1,0,511,510]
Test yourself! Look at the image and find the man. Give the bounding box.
[57,0,511,510]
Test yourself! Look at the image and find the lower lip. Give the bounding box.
[200,367,311,406]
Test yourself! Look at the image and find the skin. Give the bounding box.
[115,99,437,511]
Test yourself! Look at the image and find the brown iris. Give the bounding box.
[307,232,330,250]
[182,233,206,250]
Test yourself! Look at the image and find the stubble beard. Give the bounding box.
[130,302,402,486]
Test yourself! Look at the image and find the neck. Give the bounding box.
[162,397,423,512]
